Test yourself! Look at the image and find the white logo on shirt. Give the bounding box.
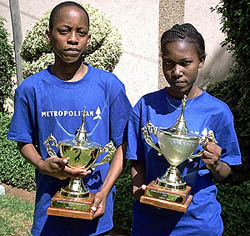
[93,106,102,120]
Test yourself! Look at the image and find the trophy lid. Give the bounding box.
[73,108,89,146]
[167,95,189,135]
[59,108,101,149]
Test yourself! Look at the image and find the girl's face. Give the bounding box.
[46,6,91,65]
[161,40,205,99]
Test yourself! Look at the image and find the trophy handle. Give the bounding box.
[92,141,116,169]
[142,121,162,156]
[188,130,217,161]
[44,134,59,157]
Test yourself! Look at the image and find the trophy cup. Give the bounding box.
[44,109,116,220]
[141,95,216,212]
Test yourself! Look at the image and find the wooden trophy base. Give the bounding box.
[140,181,193,212]
[47,192,95,220]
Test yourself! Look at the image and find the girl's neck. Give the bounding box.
[166,85,203,100]
[186,86,203,99]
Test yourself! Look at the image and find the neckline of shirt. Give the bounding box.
[163,89,206,110]
[46,62,92,88]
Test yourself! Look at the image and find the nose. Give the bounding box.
[68,31,78,45]
[172,64,183,78]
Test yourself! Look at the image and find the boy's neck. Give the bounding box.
[51,60,88,82]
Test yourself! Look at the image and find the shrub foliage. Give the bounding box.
[208,1,250,235]
[0,17,15,112]
[209,0,250,182]
[20,3,122,78]
[0,113,35,191]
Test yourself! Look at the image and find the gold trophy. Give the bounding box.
[141,95,216,212]
[44,109,116,220]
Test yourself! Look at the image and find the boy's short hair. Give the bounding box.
[49,1,90,31]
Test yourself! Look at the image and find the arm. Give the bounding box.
[202,141,231,182]
[17,142,90,180]
[91,141,127,218]
[131,160,146,201]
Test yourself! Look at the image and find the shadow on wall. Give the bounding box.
[198,45,234,90]
[158,45,233,90]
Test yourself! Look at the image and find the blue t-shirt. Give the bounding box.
[8,63,132,236]
[126,88,241,236]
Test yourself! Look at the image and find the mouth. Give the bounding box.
[173,80,186,87]
[65,48,80,52]
[64,48,81,55]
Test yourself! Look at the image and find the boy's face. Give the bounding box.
[161,40,205,99]
[46,6,91,65]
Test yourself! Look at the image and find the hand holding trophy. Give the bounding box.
[44,108,116,220]
[141,95,217,212]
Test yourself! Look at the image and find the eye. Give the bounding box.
[180,61,192,67]
[78,31,87,37]
[58,28,69,35]
[163,60,174,66]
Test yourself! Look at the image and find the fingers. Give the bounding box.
[64,167,92,179]
[133,184,146,201]
[91,194,105,218]
[203,142,222,158]
[91,206,97,212]
[141,184,146,191]
[43,156,93,179]
[202,142,221,170]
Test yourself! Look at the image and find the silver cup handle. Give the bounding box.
[142,121,162,156]
[92,141,116,169]
[44,134,59,157]
[188,130,217,161]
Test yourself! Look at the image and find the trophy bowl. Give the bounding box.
[44,109,116,219]
[142,122,202,192]
[140,96,214,212]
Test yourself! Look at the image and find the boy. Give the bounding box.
[8,1,131,235]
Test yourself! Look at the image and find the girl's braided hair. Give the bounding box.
[161,23,206,59]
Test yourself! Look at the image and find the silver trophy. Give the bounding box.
[141,95,216,212]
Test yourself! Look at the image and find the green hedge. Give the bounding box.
[113,161,134,234]
[20,3,122,78]
[0,17,15,112]
[208,1,250,235]
[209,0,250,183]
[212,0,250,69]
[0,113,35,191]
[217,181,250,236]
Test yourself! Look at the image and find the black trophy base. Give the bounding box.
[140,181,193,212]
[47,192,95,220]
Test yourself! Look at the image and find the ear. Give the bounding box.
[198,55,206,69]
[46,28,51,45]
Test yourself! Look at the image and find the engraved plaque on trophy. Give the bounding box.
[44,109,116,220]
[141,95,215,212]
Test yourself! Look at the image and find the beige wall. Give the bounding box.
[158,0,233,89]
[159,0,185,88]
[1,0,232,106]
[0,0,159,106]
[184,0,233,89]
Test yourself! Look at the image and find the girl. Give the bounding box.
[126,23,241,236]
